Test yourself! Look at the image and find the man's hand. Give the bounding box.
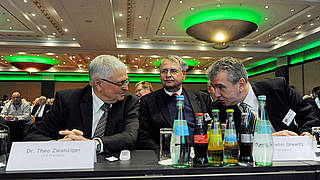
[300,132,312,137]
[58,129,90,141]
[272,130,298,136]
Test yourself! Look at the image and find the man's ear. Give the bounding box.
[238,78,246,92]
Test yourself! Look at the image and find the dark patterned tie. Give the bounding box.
[94,103,111,137]
[239,102,256,132]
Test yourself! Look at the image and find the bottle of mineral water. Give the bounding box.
[223,109,238,166]
[170,95,190,168]
[253,95,273,166]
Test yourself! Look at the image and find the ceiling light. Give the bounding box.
[257,40,261,43]
[24,0,28,3]
[264,17,268,21]
[6,19,10,22]
[31,13,36,17]
[72,37,76,40]
[52,32,56,36]
[64,28,68,32]
[216,3,221,7]
[190,7,195,11]
[307,14,311,18]
[43,25,47,28]
[5,55,58,72]
[297,25,302,29]
[290,9,295,12]
[185,8,259,43]
[120,27,123,31]
[162,32,166,35]
[119,13,123,17]
[138,15,142,19]
[171,17,175,20]
[9,27,12,30]
[310,23,314,26]
[264,5,269,9]
[179,0,183,4]
[139,36,143,39]
[117,35,122,38]
[60,19,63,22]
[161,26,165,30]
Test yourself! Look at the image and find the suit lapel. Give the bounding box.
[80,86,93,138]
[105,101,120,136]
[158,89,172,126]
[184,89,200,114]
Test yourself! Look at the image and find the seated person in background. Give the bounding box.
[31,96,51,123]
[206,56,320,137]
[312,86,320,99]
[135,81,153,99]
[138,55,212,151]
[25,55,139,155]
[0,91,31,124]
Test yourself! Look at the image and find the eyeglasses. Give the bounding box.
[101,78,130,88]
[160,68,180,75]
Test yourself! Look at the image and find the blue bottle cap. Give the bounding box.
[258,95,266,100]
[176,95,184,100]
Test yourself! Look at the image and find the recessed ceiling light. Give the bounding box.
[9,26,12,30]
[295,31,299,34]
[72,37,76,40]
[216,3,221,7]
[161,26,165,30]
[119,13,123,17]
[190,7,195,11]
[171,17,175,20]
[297,25,302,29]
[120,27,123,31]
[120,40,124,43]
[139,36,143,39]
[24,0,28,3]
[31,13,36,17]
[264,5,269,9]
[162,32,166,35]
[117,35,122,38]
[43,25,47,28]
[290,9,295,12]
[52,32,56,36]
[179,0,183,4]
[310,23,314,26]
[138,15,142,19]
[6,19,10,22]
[264,17,268,21]
[279,38,282,40]
[307,14,311,18]
[60,19,63,22]
[64,28,68,32]
[257,40,261,43]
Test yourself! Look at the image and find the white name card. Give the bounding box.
[273,136,316,161]
[6,141,95,171]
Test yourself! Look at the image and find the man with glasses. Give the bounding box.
[25,55,139,155]
[1,92,31,123]
[138,55,212,151]
[135,81,153,99]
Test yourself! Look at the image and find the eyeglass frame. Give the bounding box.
[100,78,130,88]
[160,68,184,75]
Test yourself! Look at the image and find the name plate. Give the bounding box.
[6,141,95,171]
[273,136,316,161]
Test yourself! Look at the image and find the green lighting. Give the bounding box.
[4,55,59,65]
[153,59,199,66]
[245,58,278,70]
[247,65,277,76]
[184,8,263,30]
[282,41,320,56]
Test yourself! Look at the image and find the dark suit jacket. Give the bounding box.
[215,77,320,134]
[25,85,139,155]
[31,104,51,123]
[138,87,213,150]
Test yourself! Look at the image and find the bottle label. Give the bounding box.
[194,134,208,143]
[257,125,272,134]
[174,120,189,136]
[240,134,253,143]
[224,134,237,142]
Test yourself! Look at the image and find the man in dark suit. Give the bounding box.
[138,55,212,151]
[206,56,320,136]
[25,55,139,155]
[31,96,51,123]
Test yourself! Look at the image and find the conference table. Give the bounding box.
[1,150,320,179]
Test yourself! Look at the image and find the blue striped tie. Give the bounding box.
[94,103,111,137]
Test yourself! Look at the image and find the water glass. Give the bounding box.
[159,128,172,162]
[0,129,8,167]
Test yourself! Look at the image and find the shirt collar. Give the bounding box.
[92,88,105,113]
[164,87,182,96]
[238,83,257,109]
